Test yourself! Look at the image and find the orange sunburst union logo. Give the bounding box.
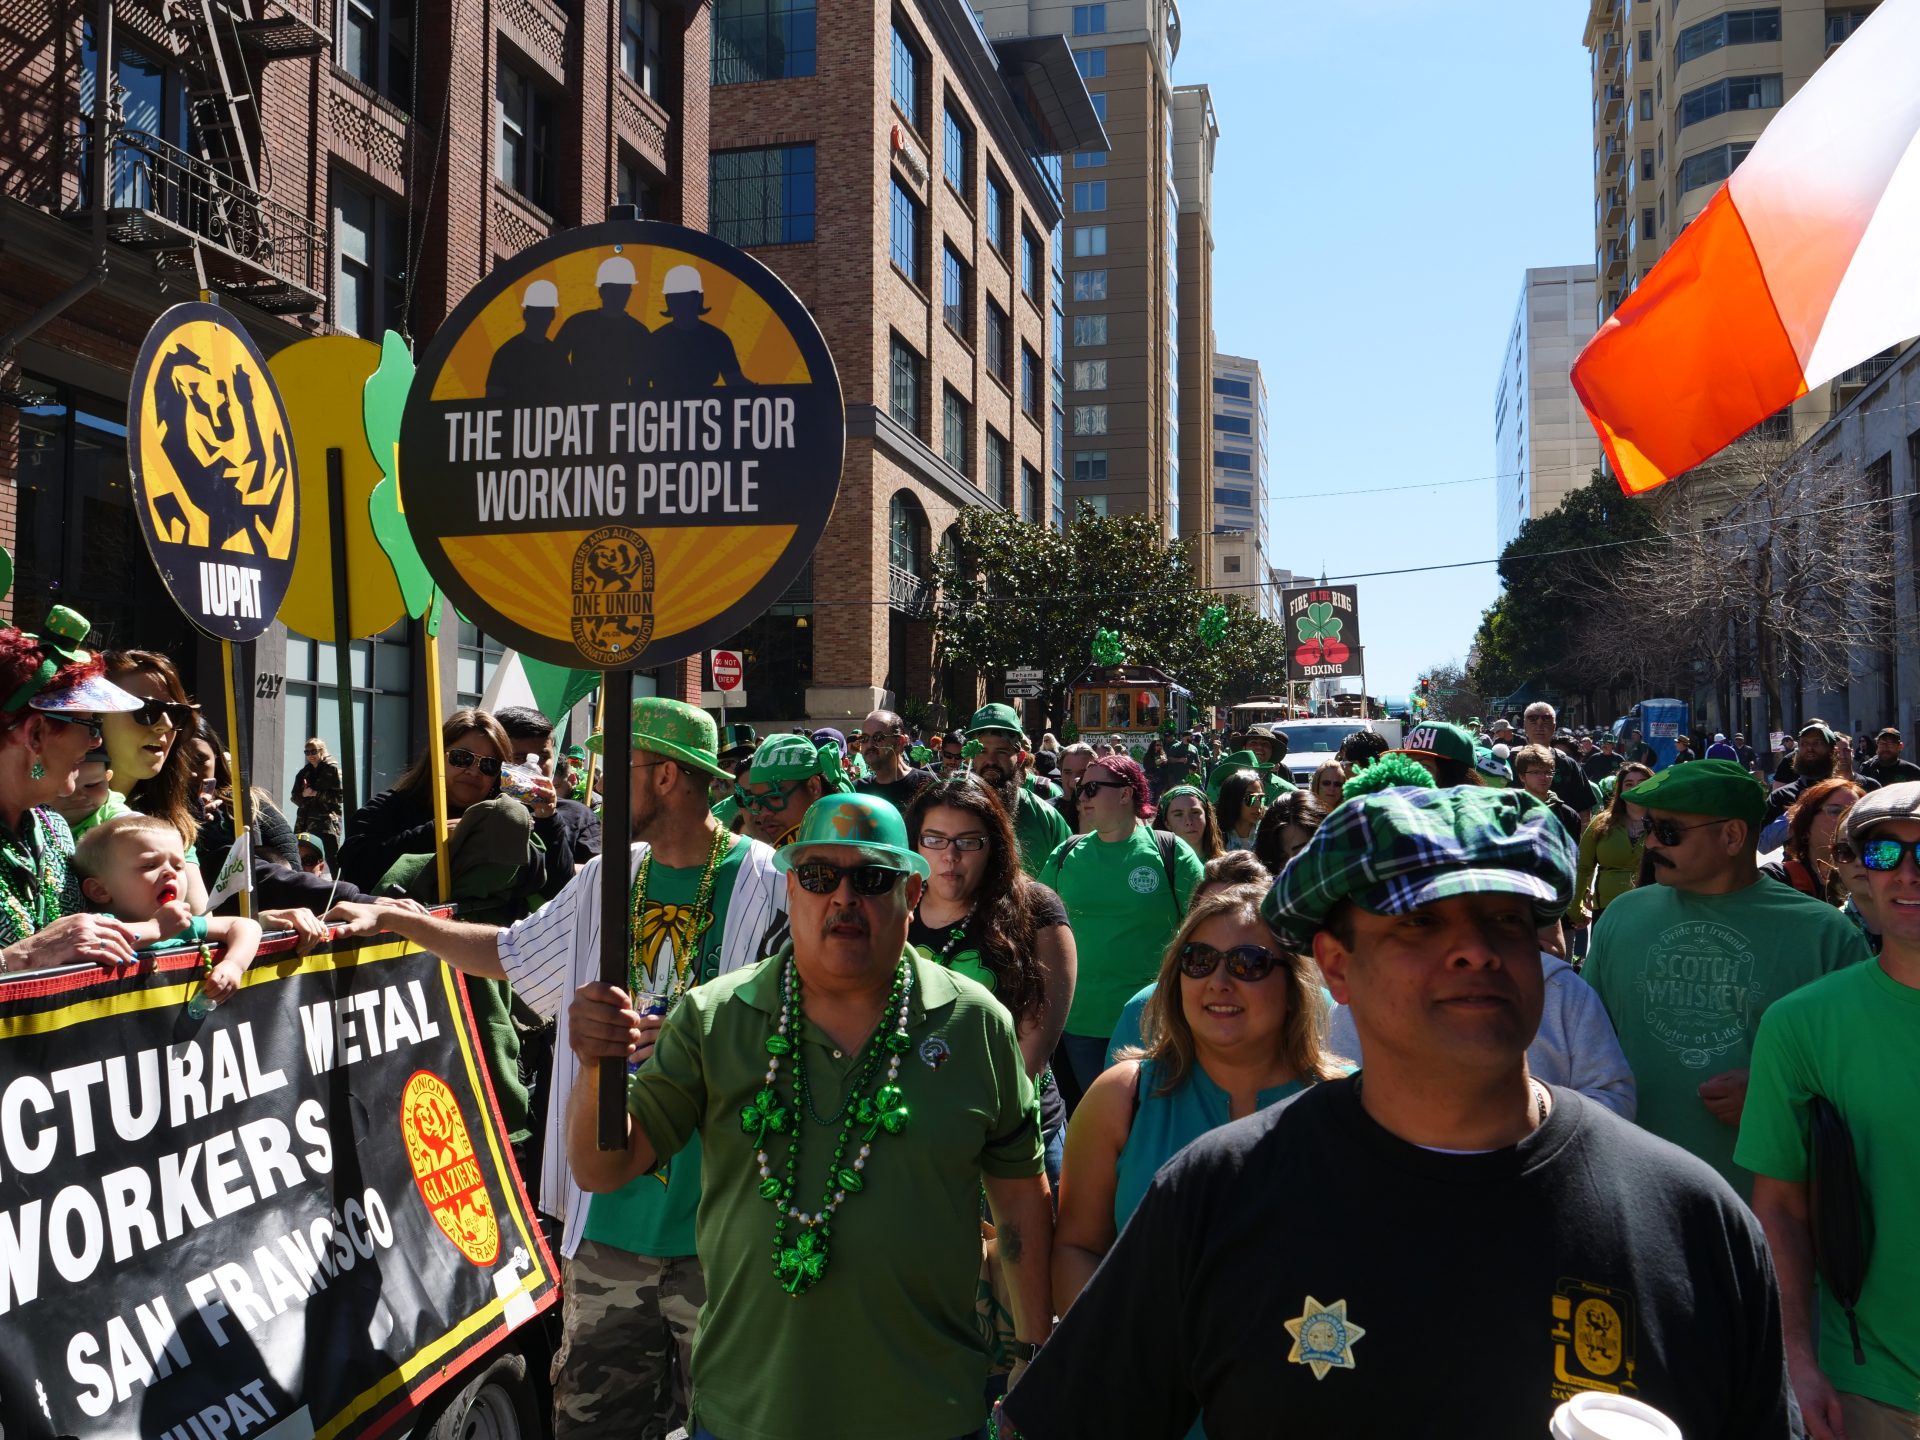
[400,1070,501,1266]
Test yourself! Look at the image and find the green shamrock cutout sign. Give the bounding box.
[1293,602,1350,667]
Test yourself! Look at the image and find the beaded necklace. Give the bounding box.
[915,897,977,969]
[0,810,61,944]
[742,954,913,1296]
[627,825,732,1009]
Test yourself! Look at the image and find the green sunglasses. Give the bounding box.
[735,778,809,814]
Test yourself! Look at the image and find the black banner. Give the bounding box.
[1283,586,1364,682]
[0,931,556,1440]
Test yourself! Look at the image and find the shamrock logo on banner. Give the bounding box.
[1293,602,1350,668]
[1091,628,1128,667]
[1197,604,1230,650]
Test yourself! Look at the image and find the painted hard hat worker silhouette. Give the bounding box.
[649,263,754,398]
[554,254,655,399]
[485,278,564,403]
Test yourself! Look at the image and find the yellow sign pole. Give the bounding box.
[581,685,606,807]
[218,640,251,919]
[422,607,452,903]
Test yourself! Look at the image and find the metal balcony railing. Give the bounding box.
[888,564,933,617]
[72,128,322,312]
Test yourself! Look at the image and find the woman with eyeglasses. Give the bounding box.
[1215,769,1267,852]
[0,614,150,973]
[1157,784,1222,861]
[1053,885,1340,1358]
[290,736,343,861]
[906,774,1078,1179]
[1569,761,1654,933]
[1761,777,1864,906]
[1040,755,1204,1113]
[1310,760,1346,814]
[101,649,204,857]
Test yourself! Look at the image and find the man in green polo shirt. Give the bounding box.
[966,703,1069,876]
[566,793,1054,1440]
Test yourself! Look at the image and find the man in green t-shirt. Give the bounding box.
[1586,760,1868,1197]
[966,703,1070,876]
[1738,782,1920,1440]
[565,793,1054,1440]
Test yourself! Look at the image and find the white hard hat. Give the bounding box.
[522,279,559,308]
[596,255,637,286]
[662,264,704,297]
[1713,733,1727,742]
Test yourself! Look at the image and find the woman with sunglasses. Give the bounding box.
[1761,776,1864,905]
[1215,770,1267,852]
[906,774,1077,1178]
[290,736,343,862]
[340,708,522,891]
[1309,760,1346,814]
[1053,886,1340,1352]
[1157,784,1222,861]
[0,613,150,974]
[101,649,204,857]
[1569,761,1654,934]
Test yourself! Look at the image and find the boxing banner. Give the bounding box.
[0,930,557,1440]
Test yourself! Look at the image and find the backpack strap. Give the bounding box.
[1153,827,1186,921]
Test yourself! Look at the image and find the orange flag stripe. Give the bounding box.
[1570,186,1809,495]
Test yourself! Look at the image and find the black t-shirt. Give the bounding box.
[1767,771,1881,821]
[1005,1078,1791,1440]
[856,766,937,814]
[1581,751,1623,781]
[1548,750,1595,814]
[532,798,602,901]
[1857,755,1920,787]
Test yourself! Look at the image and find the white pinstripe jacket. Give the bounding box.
[495,834,784,1257]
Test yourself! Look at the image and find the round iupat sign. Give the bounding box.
[398,220,845,671]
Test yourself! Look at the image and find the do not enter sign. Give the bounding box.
[711,649,743,692]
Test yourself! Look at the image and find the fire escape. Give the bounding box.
[70,0,328,313]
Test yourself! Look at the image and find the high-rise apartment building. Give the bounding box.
[1494,266,1603,547]
[705,0,1099,724]
[1171,83,1218,567]
[1210,352,1270,606]
[978,0,1192,538]
[1583,0,1884,433]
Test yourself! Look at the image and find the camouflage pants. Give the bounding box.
[552,1240,706,1440]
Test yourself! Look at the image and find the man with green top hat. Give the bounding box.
[566,792,1055,1440]
[966,703,1071,876]
[374,697,784,1440]
[1585,759,1869,1198]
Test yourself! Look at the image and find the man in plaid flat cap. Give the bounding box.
[999,785,1792,1440]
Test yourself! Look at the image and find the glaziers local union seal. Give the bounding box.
[570,524,657,664]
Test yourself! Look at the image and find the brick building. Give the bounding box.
[0,0,710,802]
[700,0,1101,728]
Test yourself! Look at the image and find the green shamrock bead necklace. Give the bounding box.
[742,953,913,1296]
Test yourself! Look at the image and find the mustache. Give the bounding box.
[1646,851,1675,868]
[821,907,867,937]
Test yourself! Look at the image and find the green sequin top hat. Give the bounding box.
[717,722,760,763]
[771,793,930,880]
[747,733,852,793]
[584,696,731,779]
[965,702,1023,738]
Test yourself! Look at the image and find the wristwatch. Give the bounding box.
[1010,1339,1046,1364]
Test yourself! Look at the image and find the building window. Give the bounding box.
[1214,486,1253,507]
[710,144,816,245]
[339,0,413,107]
[1071,269,1108,301]
[1638,88,1653,121]
[287,620,415,807]
[985,298,1010,384]
[1088,92,1107,121]
[1214,450,1251,472]
[1072,4,1107,35]
[1213,413,1250,434]
[891,18,925,131]
[1072,405,1108,436]
[1637,29,1652,61]
[1080,494,1109,518]
[1639,148,1653,182]
[1071,225,1107,257]
[1212,376,1251,399]
[1675,7,1781,65]
[1074,47,1106,77]
[1826,7,1874,46]
[943,100,971,197]
[496,59,553,209]
[889,176,924,286]
[1051,397,1064,471]
[1640,206,1655,243]
[1071,359,1107,391]
[1679,73,1783,130]
[1051,472,1065,530]
[1021,228,1042,300]
[985,168,1010,254]
[333,178,408,337]
[1021,462,1042,521]
[1677,140,1755,192]
[943,386,971,476]
[712,0,817,84]
[1020,345,1040,417]
[454,617,506,709]
[1222,554,1241,573]
[1071,181,1107,212]
[1074,450,1107,481]
[1072,149,1108,169]
[621,0,665,100]
[1072,314,1107,346]
[889,333,923,433]
[984,427,1010,506]
[942,243,970,336]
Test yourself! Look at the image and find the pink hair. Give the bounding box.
[1091,755,1156,820]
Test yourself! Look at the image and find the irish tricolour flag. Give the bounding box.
[1571,0,1920,494]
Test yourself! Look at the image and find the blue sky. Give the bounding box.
[1176,0,1596,698]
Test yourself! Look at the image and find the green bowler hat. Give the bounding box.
[585,696,731,779]
[966,702,1023,737]
[772,793,931,880]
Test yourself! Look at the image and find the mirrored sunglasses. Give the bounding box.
[447,748,503,777]
[1178,942,1285,982]
[792,861,908,896]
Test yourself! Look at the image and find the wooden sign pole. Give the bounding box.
[218,640,252,919]
[325,446,360,815]
[422,603,452,903]
[597,667,634,1150]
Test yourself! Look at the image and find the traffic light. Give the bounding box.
[1419,677,1431,695]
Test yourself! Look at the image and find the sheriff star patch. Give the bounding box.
[1285,1296,1365,1380]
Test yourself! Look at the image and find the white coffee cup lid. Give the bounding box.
[1551,1393,1682,1440]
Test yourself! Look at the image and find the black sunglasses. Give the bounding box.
[1645,815,1724,846]
[792,861,908,896]
[129,699,197,729]
[1078,779,1131,800]
[1178,942,1286,982]
[43,713,105,741]
[1860,838,1920,874]
[447,747,503,777]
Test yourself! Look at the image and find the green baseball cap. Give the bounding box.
[748,733,852,793]
[1397,722,1476,770]
[584,697,731,779]
[562,744,587,762]
[1473,746,1511,785]
[966,703,1024,738]
[1262,786,1575,948]
[771,793,931,880]
[1624,759,1766,828]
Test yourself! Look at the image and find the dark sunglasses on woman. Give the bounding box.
[43,713,105,741]
[129,698,198,729]
[447,748,503,778]
[1078,779,1131,801]
[1178,941,1286,982]
[791,861,908,896]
